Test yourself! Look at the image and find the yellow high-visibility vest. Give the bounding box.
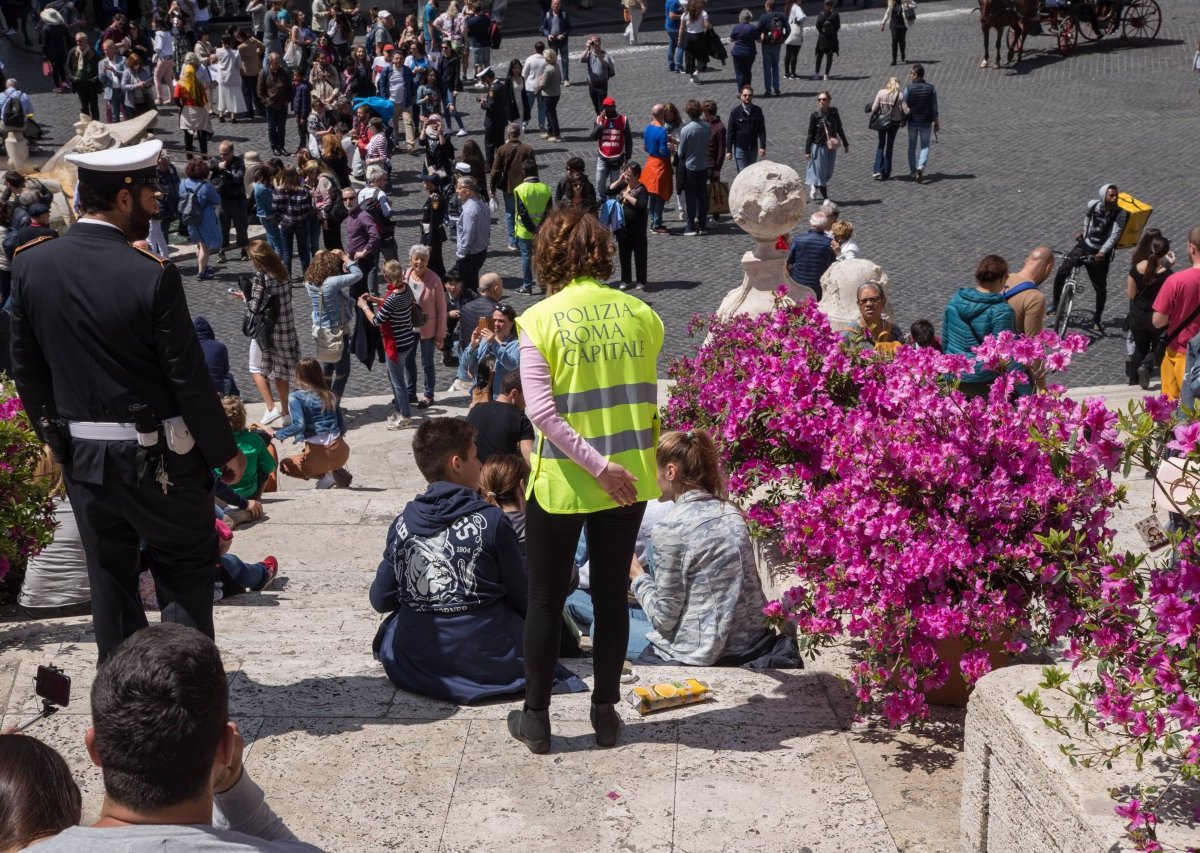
[517,277,665,514]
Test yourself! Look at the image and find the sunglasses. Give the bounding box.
[495,304,516,318]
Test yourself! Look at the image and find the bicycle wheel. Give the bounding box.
[1122,0,1161,46]
[1055,282,1075,338]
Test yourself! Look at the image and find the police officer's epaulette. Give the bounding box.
[131,243,169,266]
[12,234,55,256]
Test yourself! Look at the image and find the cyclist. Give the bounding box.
[1048,182,1127,334]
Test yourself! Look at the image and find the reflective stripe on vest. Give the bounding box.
[518,277,665,515]
[597,114,627,160]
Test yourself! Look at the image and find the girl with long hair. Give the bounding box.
[627,429,775,666]
[868,76,903,180]
[1127,234,1173,388]
[265,357,354,488]
[244,239,300,425]
[272,165,316,280]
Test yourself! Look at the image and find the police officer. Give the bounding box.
[9,139,246,662]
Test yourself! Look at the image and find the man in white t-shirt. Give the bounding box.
[521,41,547,132]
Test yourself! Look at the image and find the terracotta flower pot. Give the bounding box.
[923,635,1012,707]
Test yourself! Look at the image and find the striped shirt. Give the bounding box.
[374,285,415,352]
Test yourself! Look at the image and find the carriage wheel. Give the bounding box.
[1057,17,1078,54]
[1122,0,1161,46]
[1075,11,1103,41]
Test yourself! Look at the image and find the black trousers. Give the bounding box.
[617,224,647,284]
[219,196,250,250]
[73,81,100,120]
[183,129,211,155]
[266,106,288,151]
[815,48,834,75]
[587,80,608,115]
[784,44,801,76]
[523,492,646,710]
[65,444,218,662]
[457,250,487,293]
[1129,326,1160,382]
[241,75,263,116]
[1052,240,1111,319]
[890,28,907,63]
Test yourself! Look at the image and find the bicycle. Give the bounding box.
[1050,249,1095,338]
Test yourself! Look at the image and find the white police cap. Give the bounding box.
[66,139,163,190]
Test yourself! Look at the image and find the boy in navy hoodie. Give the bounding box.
[370,417,529,703]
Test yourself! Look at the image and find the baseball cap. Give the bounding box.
[602,97,616,107]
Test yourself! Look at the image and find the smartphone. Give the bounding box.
[227,287,242,295]
[35,665,70,707]
[476,316,493,333]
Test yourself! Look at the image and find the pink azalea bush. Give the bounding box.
[0,381,57,598]
[1021,396,1200,851]
[666,297,1119,726]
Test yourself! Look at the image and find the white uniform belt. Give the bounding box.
[67,421,140,440]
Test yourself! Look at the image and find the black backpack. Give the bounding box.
[2,93,25,131]
[767,12,787,44]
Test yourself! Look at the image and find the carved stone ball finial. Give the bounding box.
[728,160,807,245]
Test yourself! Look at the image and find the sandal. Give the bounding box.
[416,396,434,409]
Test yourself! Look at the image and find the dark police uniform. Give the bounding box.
[9,139,237,661]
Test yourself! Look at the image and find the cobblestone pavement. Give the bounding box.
[5,0,1197,398]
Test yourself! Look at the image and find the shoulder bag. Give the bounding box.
[312,284,345,363]
[868,94,896,132]
[405,273,429,328]
[242,273,279,351]
[824,118,841,151]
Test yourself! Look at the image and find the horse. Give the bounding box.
[1003,0,1048,65]
[977,0,1010,67]
[978,0,1040,67]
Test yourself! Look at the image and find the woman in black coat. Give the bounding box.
[803,90,848,202]
[813,0,840,80]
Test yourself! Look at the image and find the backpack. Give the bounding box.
[2,93,25,131]
[767,12,787,45]
[1002,281,1037,301]
[179,186,205,229]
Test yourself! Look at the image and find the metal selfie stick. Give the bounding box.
[15,699,60,732]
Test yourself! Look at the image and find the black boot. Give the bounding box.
[590,702,621,748]
[507,706,551,754]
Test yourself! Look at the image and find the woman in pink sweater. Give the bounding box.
[403,243,448,408]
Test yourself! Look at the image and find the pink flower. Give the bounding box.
[1168,421,1200,455]
[1114,798,1156,831]
[1144,394,1176,423]
[959,648,994,684]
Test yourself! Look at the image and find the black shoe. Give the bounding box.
[1138,363,1151,390]
[507,706,551,754]
[442,354,459,367]
[1046,303,1058,316]
[590,702,621,748]
[217,251,227,263]
[618,281,634,291]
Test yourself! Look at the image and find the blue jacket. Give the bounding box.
[375,63,414,107]
[273,389,345,443]
[541,8,571,39]
[306,263,362,331]
[192,315,229,391]
[370,481,529,703]
[179,177,222,250]
[462,335,519,399]
[902,80,938,124]
[251,181,275,222]
[942,288,1016,385]
[786,229,835,294]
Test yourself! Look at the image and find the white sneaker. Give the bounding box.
[386,417,416,431]
[314,472,336,489]
[447,378,472,394]
[260,406,282,426]
[691,73,700,84]
[386,411,401,425]
[456,128,468,137]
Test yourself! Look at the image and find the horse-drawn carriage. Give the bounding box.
[979,0,1161,66]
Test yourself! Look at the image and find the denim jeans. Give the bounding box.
[219,553,267,592]
[648,194,665,229]
[259,218,283,257]
[733,145,758,173]
[761,43,781,94]
[518,237,535,288]
[543,95,561,136]
[266,106,288,151]
[873,125,900,178]
[595,158,623,204]
[405,336,437,399]
[565,588,653,659]
[502,192,516,247]
[732,53,754,91]
[280,223,311,279]
[385,346,414,416]
[666,30,679,71]
[907,122,932,173]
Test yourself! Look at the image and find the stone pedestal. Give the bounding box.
[5,131,28,172]
[819,259,891,332]
[716,160,812,320]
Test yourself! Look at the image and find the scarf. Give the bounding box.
[178,63,207,106]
